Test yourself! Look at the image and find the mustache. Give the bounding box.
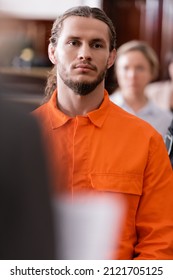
[73,61,97,71]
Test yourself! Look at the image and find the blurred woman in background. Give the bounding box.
[110,40,172,138]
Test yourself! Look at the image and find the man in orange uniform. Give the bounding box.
[33,6,173,259]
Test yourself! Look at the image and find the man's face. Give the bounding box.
[49,16,115,95]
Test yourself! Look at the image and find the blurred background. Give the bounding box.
[0,0,173,112]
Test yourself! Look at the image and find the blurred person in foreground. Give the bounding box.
[146,48,173,112]
[110,40,172,138]
[33,6,173,259]
[0,97,55,260]
[0,35,55,259]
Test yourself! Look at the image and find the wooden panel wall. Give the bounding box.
[160,0,173,68]
[0,15,53,66]
[103,0,173,80]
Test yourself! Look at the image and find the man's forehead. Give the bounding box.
[62,15,108,28]
[60,16,110,38]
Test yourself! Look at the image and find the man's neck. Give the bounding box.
[57,84,105,117]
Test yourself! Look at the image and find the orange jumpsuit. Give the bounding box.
[33,89,173,259]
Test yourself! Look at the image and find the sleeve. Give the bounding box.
[134,132,173,259]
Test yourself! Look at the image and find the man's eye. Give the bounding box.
[68,40,79,46]
[93,43,103,49]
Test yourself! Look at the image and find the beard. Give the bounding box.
[58,64,107,96]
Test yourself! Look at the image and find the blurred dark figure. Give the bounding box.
[165,119,173,167]
[0,97,55,259]
[0,13,55,260]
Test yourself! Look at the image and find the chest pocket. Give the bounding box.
[90,173,143,195]
[90,173,143,241]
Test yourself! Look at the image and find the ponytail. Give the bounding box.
[42,66,57,103]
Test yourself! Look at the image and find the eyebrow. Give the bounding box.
[66,36,107,44]
[66,36,80,40]
[91,38,106,44]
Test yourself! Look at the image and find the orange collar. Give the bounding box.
[48,89,111,129]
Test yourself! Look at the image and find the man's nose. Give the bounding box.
[78,44,92,60]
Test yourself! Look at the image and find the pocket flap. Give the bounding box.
[90,173,142,195]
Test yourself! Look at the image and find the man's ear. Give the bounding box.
[107,49,116,69]
[48,44,57,64]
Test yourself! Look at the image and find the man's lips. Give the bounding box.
[74,63,96,71]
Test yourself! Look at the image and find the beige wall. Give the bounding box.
[0,0,101,19]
